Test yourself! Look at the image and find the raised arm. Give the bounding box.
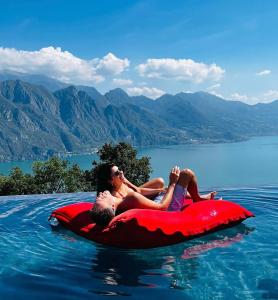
[136,187,165,196]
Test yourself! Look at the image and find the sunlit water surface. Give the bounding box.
[0,187,277,299]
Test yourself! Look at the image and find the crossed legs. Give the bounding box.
[139,171,216,202]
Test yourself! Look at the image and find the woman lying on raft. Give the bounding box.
[89,163,217,226]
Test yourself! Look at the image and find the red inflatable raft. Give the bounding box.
[50,199,254,249]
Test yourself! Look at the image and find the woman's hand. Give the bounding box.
[121,173,128,183]
[169,166,180,185]
[120,172,140,192]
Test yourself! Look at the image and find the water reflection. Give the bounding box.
[181,225,253,260]
[90,224,253,293]
[91,247,165,287]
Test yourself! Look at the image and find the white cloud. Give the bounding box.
[263,90,278,101]
[229,93,261,104]
[256,69,271,76]
[181,90,193,94]
[126,86,165,99]
[225,90,278,105]
[112,78,133,86]
[92,52,130,76]
[0,47,129,85]
[229,91,278,104]
[230,93,249,101]
[207,83,221,90]
[209,90,224,99]
[137,58,225,83]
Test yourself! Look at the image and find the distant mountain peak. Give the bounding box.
[56,85,78,95]
[0,71,67,91]
[156,93,177,102]
[105,88,130,106]
[106,88,129,97]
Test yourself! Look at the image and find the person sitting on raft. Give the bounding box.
[89,163,216,226]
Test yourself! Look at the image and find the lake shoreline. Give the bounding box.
[1,136,278,190]
[0,135,255,163]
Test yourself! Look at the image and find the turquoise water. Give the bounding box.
[0,153,99,177]
[1,136,278,189]
[0,136,278,299]
[0,188,277,299]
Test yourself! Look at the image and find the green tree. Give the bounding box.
[0,143,152,195]
[32,157,88,194]
[89,142,152,187]
[0,167,35,195]
[32,157,68,193]
[65,163,89,192]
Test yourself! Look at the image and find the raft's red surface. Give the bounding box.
[51,200,254,249]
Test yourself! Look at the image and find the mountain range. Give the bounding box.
[0,72,278,162]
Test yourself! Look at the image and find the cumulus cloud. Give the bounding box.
[0,47,129,85]
[207,83,221,90]
[181,90,193,94]
[137,58,225,83]
[263,90,278,101]
[126,86,165,99]
[229,93,261,104]
[209,90,224,99]
[228,90,278,104]
[93,52,130,76]
[256,69,271,76]
[112,78,133,86]
[230,93,249,101]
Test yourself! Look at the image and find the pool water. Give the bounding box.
[0,187,277,299]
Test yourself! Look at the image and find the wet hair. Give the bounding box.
[95,162,115,196]
[89,203,115,226]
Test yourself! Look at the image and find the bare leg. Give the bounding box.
[139,177,165,189]
[139,177,165,200]
[177,169,216,202]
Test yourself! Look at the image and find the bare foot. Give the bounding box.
[200,191,217,200]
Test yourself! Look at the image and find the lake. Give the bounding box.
[1,136,278,189]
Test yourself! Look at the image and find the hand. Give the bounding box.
[121,172,128,182]
[121,173,140,192]
[169,166,180,185]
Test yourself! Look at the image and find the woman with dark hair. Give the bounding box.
[89,163,216,226]
[95,163,166,196]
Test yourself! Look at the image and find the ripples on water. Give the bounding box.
[0,187,277,299]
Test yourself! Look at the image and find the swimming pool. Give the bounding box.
[0,187,277,299]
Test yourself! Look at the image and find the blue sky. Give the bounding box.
[0,0,278,103]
